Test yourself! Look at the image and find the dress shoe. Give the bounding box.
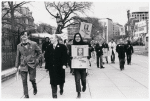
[53,95,57,99]
[77,92,81,98]
[100,66,105,69]
[24,95,29,98]
[60,89,63,95]
[82,86,86,92]
[33,88,37,95]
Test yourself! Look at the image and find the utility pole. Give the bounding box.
[127,10,130,41]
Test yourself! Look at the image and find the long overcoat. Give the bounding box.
[45,43,67,85]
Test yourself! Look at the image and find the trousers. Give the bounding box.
[97,55,103,67]
[111,50,115,62]
[74,69,86,92]
[20,66,36,96]
[119,58,125,70]
[127,54,132,64]
[51,83,64,97]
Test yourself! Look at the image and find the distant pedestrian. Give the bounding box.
[45,34,67,99]
[108,39,116,63]
[38,39,43,68]
[58,36,64,44]
[95,42,105,69]
[64,39,72,73]
[102,40,109,64]
[42,37,50,53]
[116,39,126,71]
[125,40,134,65]
[15,31,42,98]
[42,37,50,70]
[71,33,90,98]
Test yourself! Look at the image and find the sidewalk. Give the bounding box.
[1,54,149,99]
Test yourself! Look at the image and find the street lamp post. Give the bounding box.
[127,10,130,40]
[56,13,63,34]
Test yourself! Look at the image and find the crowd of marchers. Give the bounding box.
[15,31,134,99]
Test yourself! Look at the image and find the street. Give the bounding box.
[1,54,148,99]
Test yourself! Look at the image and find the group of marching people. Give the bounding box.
[15,31,134,99]
[90,38,134,71]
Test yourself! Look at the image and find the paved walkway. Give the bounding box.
[1,54,149,99]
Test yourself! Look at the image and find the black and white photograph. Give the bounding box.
[1,0,149,100]
[77,48,84,56]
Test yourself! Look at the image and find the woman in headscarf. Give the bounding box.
[71,33,90,98]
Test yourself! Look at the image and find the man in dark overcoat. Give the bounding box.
[45,34,67,98]
[125,40,134,65]
[116,39,126,71]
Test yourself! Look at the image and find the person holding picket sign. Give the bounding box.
[70,33,91,99]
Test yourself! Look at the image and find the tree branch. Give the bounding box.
[44,2,56,18]
[13,1,31,9]
[63,22,79,28]
[53,2,62,19]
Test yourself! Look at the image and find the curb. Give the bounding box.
[1,67,17,82]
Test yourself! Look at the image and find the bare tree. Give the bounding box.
[2,1,31,31]
[44,2,92,34]
[36,23,52,34]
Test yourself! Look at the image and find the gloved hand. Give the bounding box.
[63,65,66,69]
[70,57,73,60]
[87,56,90,59]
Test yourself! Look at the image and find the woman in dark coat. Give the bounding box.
[71,33,90,98]
[45,35,67,98]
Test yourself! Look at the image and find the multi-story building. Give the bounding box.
[113,23,120,36]
[128,8,149,44]
[2,7,35,32]
[130,7,149,22]
[99,18,125,43]
[99,18,113,43]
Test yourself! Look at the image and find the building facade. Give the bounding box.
[130,11,149,22]
[99,18,123,43]
[99,18,113,43]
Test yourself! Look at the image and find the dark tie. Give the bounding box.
[22,43,27,46]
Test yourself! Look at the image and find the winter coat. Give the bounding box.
[116,44,126,59]
[45,43,67,85]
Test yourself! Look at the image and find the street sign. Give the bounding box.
[79,22,92,38]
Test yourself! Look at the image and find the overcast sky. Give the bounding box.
[25,1,149,28]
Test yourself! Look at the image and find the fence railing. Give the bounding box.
[2,33,19,71]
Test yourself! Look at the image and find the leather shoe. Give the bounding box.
[60,89,63,95]
[53,95,57,98]
[82,86,86,92]
[77,92,81,98]
[33,88,37,95]
[24,95,29,98]
[100,66,105,69]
